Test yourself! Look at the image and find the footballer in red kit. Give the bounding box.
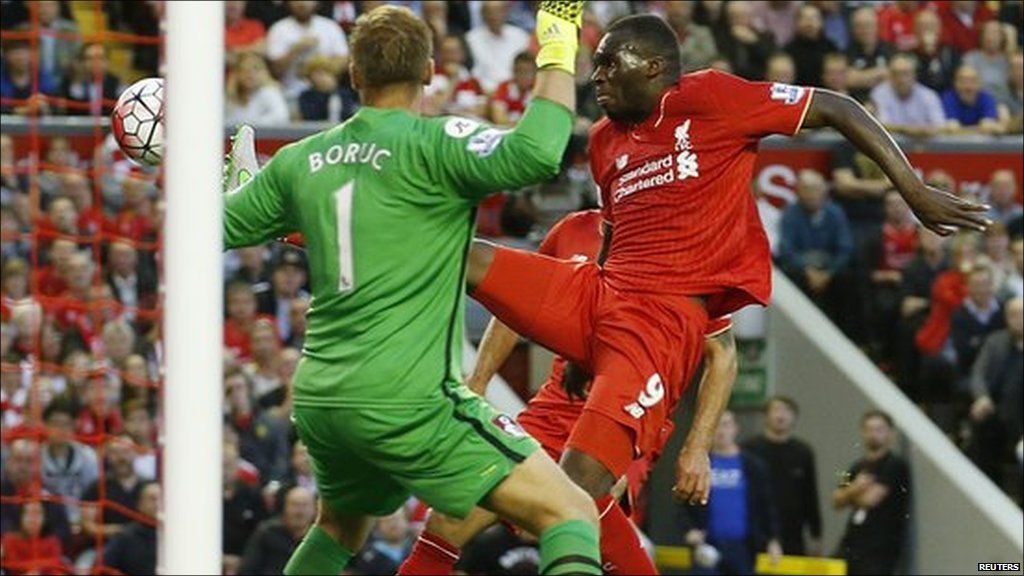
[466,13,987,513]
[405,12,986,576]
[399,210,738,576]
[512,210,733,467]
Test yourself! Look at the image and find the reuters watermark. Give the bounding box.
[978,563,1021,572]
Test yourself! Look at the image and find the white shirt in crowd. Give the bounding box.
[267,14,349,97]
[226,84,291,127]
[465,23,530,93]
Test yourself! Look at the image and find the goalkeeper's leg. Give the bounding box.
[283,497,371,576]
[484,451,603,575]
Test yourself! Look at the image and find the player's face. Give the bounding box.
[591,34,658,123]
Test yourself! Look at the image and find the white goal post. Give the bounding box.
[161,2,225,574]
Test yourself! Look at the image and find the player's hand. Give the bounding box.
[673,446,711,505]
[561,361,590,401]
[902,182,991,236]
[535,1,584,74]
[970,395,995,421]
[851,472,875,490]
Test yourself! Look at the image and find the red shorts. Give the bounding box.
[473,245,708,477]
[516,379,583,462]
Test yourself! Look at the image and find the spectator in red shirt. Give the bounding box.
[897,228,948,396]
[225,0,267,63]
[33,238,74,298]
[37,196,79,241]
[61,173,103,240]
[878,1,924,51]
[243,319,286,410]
[105,175,156,243]
[43,251,97,344]
[224,281,273,364]
[915,232,979,399]
[425,35,486,118]
[76,371,123,445]
[0,501,66,576]
[868,191,919,368]
[937,0,994,55]
[489,51,535,126]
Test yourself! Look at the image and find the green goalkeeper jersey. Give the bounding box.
[224,99,572,408]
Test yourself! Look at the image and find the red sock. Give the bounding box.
[597,495,659,575]
[397,531,461,575]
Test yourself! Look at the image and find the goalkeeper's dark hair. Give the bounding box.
[606,14,682,83]
[349,5,433,89]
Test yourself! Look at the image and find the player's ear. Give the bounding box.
[350,62,362,91]
[646,56,665,81]
[422,58,435,86]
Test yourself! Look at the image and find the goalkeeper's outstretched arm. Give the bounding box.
[435,2,586,198]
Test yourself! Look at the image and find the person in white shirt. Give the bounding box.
[465,0,530,93]
[226,53,292,126]
[266,0,348,98]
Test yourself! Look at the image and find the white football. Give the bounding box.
[111,77,165,166]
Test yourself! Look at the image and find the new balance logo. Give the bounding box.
[623,374,665,419]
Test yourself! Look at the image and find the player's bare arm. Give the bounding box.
[673,328,738,506]
[801,89,991,236]
[466,318,519,396]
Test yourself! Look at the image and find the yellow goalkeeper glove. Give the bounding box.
[535,0,584,75]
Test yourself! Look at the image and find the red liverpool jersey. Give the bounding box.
[528,209,733,413]
[589,70,814,317]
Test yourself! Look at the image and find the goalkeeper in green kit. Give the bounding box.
[221,3,602,575]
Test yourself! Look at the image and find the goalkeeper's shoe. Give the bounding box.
[223,124,259,193]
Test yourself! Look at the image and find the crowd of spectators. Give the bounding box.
[1,0,1022,574]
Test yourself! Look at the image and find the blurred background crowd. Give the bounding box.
[1,1,1022,575]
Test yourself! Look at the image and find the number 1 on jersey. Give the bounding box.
[335,181,355,293]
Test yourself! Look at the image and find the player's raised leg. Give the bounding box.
[467,239,597,367]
